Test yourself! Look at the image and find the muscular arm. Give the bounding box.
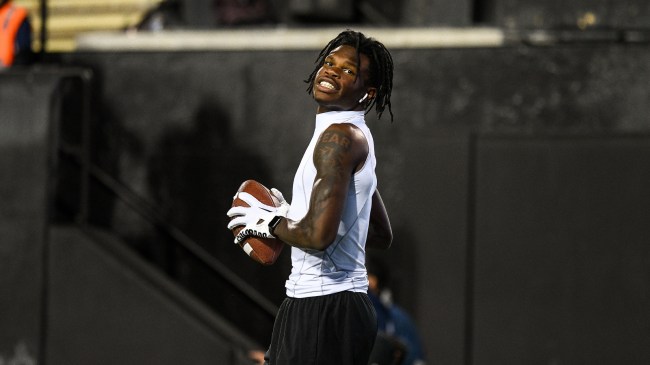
[366,189,392,249]
[274,123,368,250]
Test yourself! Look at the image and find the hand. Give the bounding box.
[248,350,266,365]
[226,189,289,245]
[269,187,290,217]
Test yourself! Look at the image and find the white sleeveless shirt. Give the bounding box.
[285,110,377,298]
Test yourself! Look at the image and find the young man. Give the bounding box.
[228,29,394,365]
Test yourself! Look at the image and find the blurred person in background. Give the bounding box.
[367,254,426,365]
[0,0,32,69]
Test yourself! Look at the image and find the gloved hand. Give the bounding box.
[227,188,289,245]
[269,188,290,217]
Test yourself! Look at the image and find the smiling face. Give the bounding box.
[313,45,376,114]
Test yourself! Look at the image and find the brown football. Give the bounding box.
[230,180,284,265]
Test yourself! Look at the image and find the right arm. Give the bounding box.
[273,123,368,250]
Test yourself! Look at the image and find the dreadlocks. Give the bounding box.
[305,29,394,121]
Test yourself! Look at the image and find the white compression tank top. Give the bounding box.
[285,110,377,298]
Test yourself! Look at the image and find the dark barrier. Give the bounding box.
[0,67,89,363]
[478,0,650,30]
[49,42,650,364]
[46,226,256,365]
[1,67,262,364]
[470,134,650,364]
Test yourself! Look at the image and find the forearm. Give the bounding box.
[273,178,344,251]
[274,124,365,251]
[273,217,330,251]
[366,190,392,249]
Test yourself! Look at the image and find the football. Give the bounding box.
[230,180,284,265]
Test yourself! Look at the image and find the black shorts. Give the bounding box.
[265,291,377,365]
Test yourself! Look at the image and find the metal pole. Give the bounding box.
[39,0,46,55]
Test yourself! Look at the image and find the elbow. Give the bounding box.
[284,218,336,251]
[294,225,336,251]
[378,230,393,249]
[384,230,394,249]
[309,231,337,251]
[367,225,392,250]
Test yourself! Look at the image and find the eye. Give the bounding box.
[343,68,354,75]
[324,61,333,66]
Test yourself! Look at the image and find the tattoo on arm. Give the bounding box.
[315,130,352,177]
[306,129,353,235]
[286,127,363,249]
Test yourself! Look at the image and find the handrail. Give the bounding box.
[49,66,278,320]
[84,161,279,318]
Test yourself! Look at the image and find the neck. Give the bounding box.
[316,104,366,114]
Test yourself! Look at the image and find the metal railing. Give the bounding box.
[49,67,278,345]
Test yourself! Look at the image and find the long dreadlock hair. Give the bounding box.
[305,29,394,121]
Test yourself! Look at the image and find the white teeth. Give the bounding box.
[319,81,335,90]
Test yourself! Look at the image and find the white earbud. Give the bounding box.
[358,93,369,103]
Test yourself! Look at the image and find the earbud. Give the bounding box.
[358,93,369,104]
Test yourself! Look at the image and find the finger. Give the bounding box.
[234,230,249,245]
[270,188,285,202]
[227,206,250,218]
[237,192,261,207]
[227,216,247,230]
[238,192,275,212]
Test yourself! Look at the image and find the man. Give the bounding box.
[228,29,394,365]
[367,255,427,365]
[0,0,32,69]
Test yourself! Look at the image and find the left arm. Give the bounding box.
[366,189,392,249]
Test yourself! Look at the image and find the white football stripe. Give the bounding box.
[243,243,254,256]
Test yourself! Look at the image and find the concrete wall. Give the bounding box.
[53,41,650,364]
[0,70,61,363]
[3,39,650,363]
[46,226,256,365]
[0,69,258,365]
[471,135,650,363]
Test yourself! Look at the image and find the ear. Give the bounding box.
[366,87,377,102]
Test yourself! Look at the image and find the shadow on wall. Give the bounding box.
[55,76,289,345]
[53,75,126,226]
[145,98,290,315]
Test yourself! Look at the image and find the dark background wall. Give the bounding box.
[0,70,258,365]
[45,42,650,364]
[2,0,650,363]
[472,135,650,364]
[477,0,650,29]
[184,0,650,29]
[0,72,56,365]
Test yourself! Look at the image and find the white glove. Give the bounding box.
[269,188,290,217]
[226,189,289,245]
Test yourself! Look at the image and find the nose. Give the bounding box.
[324,65,340,78]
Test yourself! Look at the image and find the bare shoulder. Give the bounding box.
[317,123,368,155]
[315,124,369,173]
